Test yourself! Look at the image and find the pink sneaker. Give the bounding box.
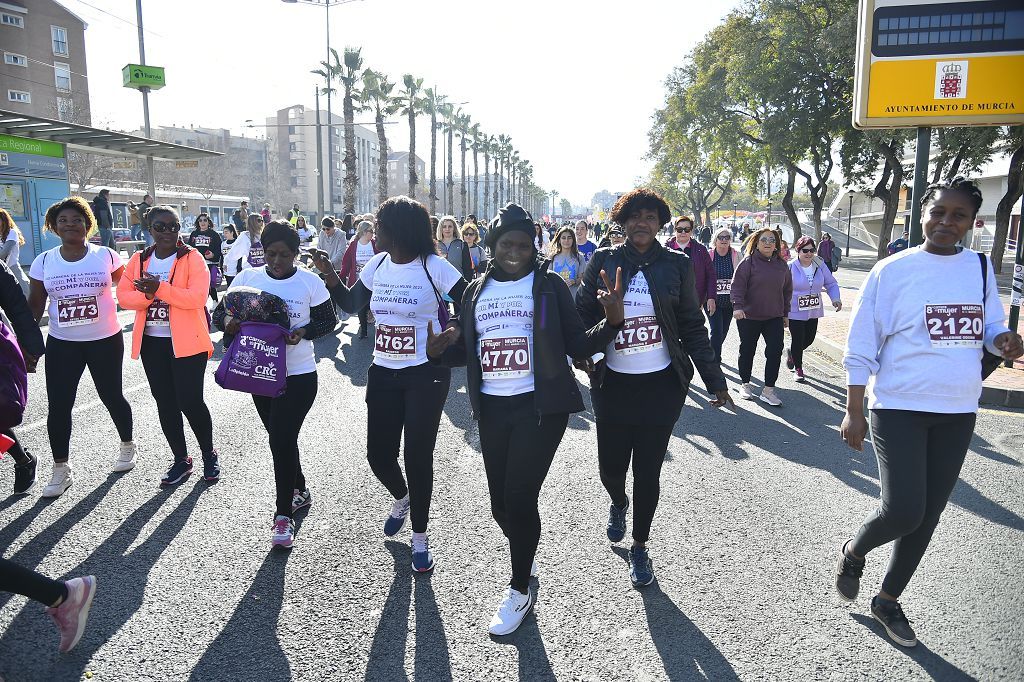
[794,368,806,382]
[46,575,97,653]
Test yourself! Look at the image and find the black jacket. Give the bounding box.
[0,261,44,358]
[576,240,726,394]
[435,260,618,420]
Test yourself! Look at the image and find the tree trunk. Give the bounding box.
[945,144,968,180]
[407,111,417,198]
[492,157,498,214]
[375,113,388,205]
[873,138,905,261]
[991,142,1024,272]
[429,113,437,214]
[446,129,454,214]
[343,87,357,214]
[460,136,467,218]
[472,142,479,216]
[483,152,490,220]
[781,164,801,241]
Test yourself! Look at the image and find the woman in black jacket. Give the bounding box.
[427,203,625,637]
[577,188,732,589]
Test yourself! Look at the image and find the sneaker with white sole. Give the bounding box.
[271,515,295,549]
[46,575,97,653]
[384,494,410,537]
[794,368,806,383]
[112,442,137,473]
[871,596,917,647]
[738,382,755,400]
[292,487,312,513]
[41,463,73,498]
[411,533,434,572]
[531,559,539,578]
[488,587,534,636]
[759,386,783,406]
[13,452,38,495]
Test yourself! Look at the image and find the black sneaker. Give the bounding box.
[835,542,865,602]
[291,488,312,513]
[13,452,37,495]
[786,348,795,370]
[871,596,917,647]
[628,545,655,588]
[607,496,629,543]
[202,451,221,482]
[161,457,193,486]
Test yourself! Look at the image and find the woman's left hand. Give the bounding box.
[783,317,789,329]
[994,331,1024,361]
[134,273,159,295]
[286,328,307,345]
[596,267,625,326]
[833,301,843,312]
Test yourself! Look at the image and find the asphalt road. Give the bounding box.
[1,310,1022,681]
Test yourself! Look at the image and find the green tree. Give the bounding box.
[421,87,446,214]
[993,126,1024,272]
[468,122,481,216]
[360,69,401,205]
[929,127,999,183]
[455,110,472,217]
[841,128,913,259]
[559,198,572,219]
[398,75,424,199]
[317,47,364,214]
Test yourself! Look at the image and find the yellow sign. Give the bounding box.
[175,160,198,169]
[853,0,1024,129]
[112,160,136,170]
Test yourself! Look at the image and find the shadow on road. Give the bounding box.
[848,612,973,681]
[488,580,556,681]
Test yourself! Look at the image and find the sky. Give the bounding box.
[65,0,739,208]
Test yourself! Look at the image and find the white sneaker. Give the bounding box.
[488,587,534,636]
[759,387,783,407]
[112,442,137,473]
[41,463,73,498]
[738,383,755,400]
[531,559,539,578]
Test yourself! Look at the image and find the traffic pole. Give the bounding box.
[907,126,930,247]
[1007,238,1023,367]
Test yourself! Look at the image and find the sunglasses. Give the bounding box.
[464,231,477,236]
[799,248,815,253]
[716,235,731,241]
[151,221,181,234]
[676,226,692,233]
[758,238,777,245]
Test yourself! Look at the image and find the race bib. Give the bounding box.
[247,244,265,267]
[375,324,416,360]
[798,293,822,311]
[146,299,170,327]
[193,235,211,248]
[613,316,663,355]
[480,336,531,379]
[925,304,984,348]
[57,296,99,327]
[716,278,732,295]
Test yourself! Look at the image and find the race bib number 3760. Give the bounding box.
[925,304,984,348]
[375,324,416,360]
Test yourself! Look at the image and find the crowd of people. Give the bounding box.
[0,177,1020,651]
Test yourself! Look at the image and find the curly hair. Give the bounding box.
[610,188,671,227]
[920,175,983,217]
[44,196,96,236]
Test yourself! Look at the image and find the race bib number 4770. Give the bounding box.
[925,304,984,348]
[375,324,416,360]
[57,296,99,327]
[480,336,531,379]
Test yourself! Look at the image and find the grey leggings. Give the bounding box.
[850,409,975,598]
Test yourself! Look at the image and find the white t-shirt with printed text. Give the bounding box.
[29,243,122,342]
[142,252,175,338]
[475,273,535,396]
[605,270,672,374]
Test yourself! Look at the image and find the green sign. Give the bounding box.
[0,133,65,158]
[122,64,166,90]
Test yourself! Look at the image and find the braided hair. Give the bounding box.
[920,176,983,217]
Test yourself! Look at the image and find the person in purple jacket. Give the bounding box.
[730,227,793,406]
[786,236,842,382]
[665,216,716,317]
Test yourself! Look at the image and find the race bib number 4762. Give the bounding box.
[57,295,99,327]
[925,303,984,348]
[374,324,416,360]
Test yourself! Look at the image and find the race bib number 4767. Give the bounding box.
[613,316,663,355]
[925,303,984,348]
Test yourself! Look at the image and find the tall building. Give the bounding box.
[0,0,90,123]
[266,104,381,216]
[386,152,427,205]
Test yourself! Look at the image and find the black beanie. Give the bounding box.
[485,203,535,250]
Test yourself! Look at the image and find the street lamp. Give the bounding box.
[732,202,737,233]
[846,190,855,254]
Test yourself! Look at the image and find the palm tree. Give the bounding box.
[421,88,446,214]
[318,47,364,214]
[399,74,424,199]
[361,69,400,205]
[440,103,456,214]
[496,135,512,205]
[456,111,471,218]
[468,122,481,216]
[482,135,494,219]
[509,151,520,205]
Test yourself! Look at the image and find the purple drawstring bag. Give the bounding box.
[209,264,222,287]
[0,321,28,430]
[215,321,288,398]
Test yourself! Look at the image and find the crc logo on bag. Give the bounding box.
[215,322,288,397]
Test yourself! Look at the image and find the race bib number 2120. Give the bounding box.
[925,304,983,348]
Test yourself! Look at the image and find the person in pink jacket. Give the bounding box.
[786,236,842,382]
[117,205,219,486]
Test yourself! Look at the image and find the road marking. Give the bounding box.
[19,381,151,432]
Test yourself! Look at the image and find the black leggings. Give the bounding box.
[0,557,66,606]
[1,428,29,464]
[479,392,568,593]
[253,371,317,518]
[365,362,451,534]
[787,318,818,370]
[45,332,133,461]
[140,335,215,462]
[850,409,975,598]
[358,304,369,328]
[736,317,784,387]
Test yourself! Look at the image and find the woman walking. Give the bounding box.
[338,219,379,339]
[215,221,337,548]
[730,227,792,406]
[460,222,487,280]
[578,188,732,589]
[311,196,467,572]
[118,206,219,486]
[427,202,625,635]
[786,236,841,382]
[223,213,266,280]
[708,227,741,363]
[27,197,137,497]
[838,177,1022,647]
[547,225,585,296]
[436,216,467,277]
[186,213,222,303]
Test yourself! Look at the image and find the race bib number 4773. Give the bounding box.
[374,324,416,360]
[57,295,99,327]
[925,304,984,348]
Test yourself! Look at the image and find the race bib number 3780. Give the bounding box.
[925,303,984,348]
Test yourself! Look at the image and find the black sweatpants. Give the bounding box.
[45,333,133,461]
[479,392,569,594]
[1,428,29,464]
[365,362,451,534]
[140,335,215,462]
[0,557,66,606]
[850,409,975,598]
[788,318,819,370]
[736,317,784,387]
[253,371,317,519]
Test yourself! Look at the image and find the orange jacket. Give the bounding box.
[117,244,214,359]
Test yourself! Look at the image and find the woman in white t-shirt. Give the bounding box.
[215,221,337,549]
[312,196,467,573]
[0,209,28,293]
[338,220,379,339]
[27,197,137,498]
[223,213,266,279]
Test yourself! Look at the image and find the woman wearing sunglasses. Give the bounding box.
[187,213,222,303]
[666,216,716,320]
[117,206,219,486]
[786,236,841,382]
[27,197,137,497]
[730,227,792,406]
[460,223,487,279]
[708,227,742,363]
